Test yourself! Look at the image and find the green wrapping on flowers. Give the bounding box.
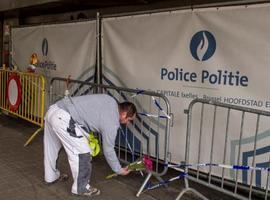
[88,131,100,157]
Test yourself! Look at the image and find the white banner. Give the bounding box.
[102,4,270,186]
[12,21,96,81]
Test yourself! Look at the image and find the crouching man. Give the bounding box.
[44,94,136,196]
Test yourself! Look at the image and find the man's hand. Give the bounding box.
[119,166,130,176]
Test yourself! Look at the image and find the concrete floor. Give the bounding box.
[0,112,236,200]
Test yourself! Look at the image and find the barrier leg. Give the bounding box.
[136,172,152,197]
[175,177,208,200]
[176,188,208,200]
[24,127,43,147]
[155,175,167,187]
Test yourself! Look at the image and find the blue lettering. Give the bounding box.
[240,76,248,86]
[201,70,209,83]
[168,72,175,80]
[161,68,167,80]
[160,67,198,82]
[201,70,248,87]
[161,68,248,87]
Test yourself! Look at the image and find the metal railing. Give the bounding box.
[0,69,46,146]
[177,98,270,200]
[49,77,172,196]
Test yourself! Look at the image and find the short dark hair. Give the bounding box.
[118,102,137,117]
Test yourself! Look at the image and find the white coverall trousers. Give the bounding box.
[44,104,92,194]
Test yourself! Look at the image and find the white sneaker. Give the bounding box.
[74,187,101,197]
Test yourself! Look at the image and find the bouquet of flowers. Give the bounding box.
[106,155,153,179]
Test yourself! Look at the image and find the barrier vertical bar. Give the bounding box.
[208,105,217,184]
[0,70,2,107]
[221,108,231,189]
[35,76,38,123]
[234,111,245,194]
[3,70,7,108]
[96,12,101,86]
[147,95,152,155]
[131,95,136,162]
[118,126,121,158]
[140,104,144,158]
[197,103,204,180]
[0,69,3,108]
[27,76,30,119]
[40,76,45,127]
[20,75,24,116]
[184,101,193,190]
[31,76,34,121]
[125,120,128,162]
[265,155,270,200]
[2,70,4,108]
[249,114,260,199]
[156,97,161,172]
[17,75,22,116]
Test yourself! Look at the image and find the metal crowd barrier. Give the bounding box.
[49,77,172,196]
[177,98,270,200]
[0,69,46,146]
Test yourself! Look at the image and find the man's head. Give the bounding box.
[118,102,137,124]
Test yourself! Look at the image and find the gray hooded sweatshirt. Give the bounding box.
[56,94,122,173]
